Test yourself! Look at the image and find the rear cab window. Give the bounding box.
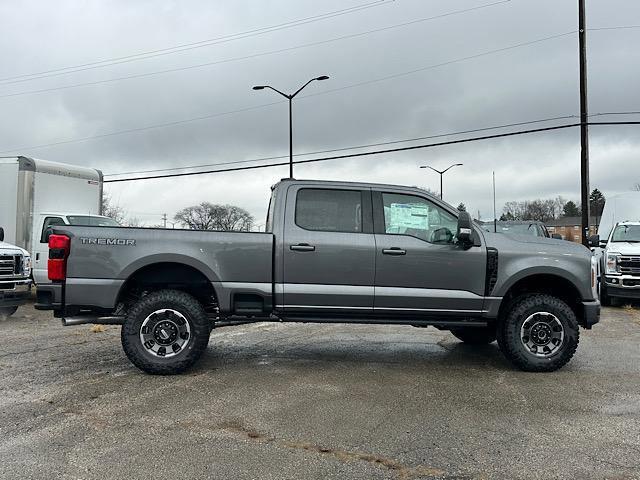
[40,217,66,243]
[295,188,363,233]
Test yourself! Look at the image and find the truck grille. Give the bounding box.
[619,256,640,275]
[0,255,21,277]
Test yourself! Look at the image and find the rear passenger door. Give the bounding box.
[372,190,487,315]
[281,185,375,314]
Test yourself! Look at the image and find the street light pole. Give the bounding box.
[289,97,293,178]
[419,163,463,199]
[253,75,329,178]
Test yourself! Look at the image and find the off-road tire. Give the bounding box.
[0,306,18,317]
[498,294,579,372]
[121,290,211,374]
[450,326,496,344]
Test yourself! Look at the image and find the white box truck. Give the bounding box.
[0,156,119,284]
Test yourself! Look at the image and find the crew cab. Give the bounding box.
[591,221,640,306]
[0,227,32,317]
[36,179,600,374]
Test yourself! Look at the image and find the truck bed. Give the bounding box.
[49,225,274,312]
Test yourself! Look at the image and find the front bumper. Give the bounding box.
[0,279,32,308]
[604,275,640,289]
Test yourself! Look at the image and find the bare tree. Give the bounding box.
[174,203,254,231]
[633,183,640,191]
[101,191,126,224]
[502,199,559,222]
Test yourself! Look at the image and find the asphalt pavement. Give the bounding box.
[1,303,639,479]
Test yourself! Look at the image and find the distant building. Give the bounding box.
[545,216,599,243]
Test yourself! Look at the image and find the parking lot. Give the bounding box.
[1,303,638,480]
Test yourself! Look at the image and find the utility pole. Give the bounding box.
[579,0,590,246]
[162,213,167,228]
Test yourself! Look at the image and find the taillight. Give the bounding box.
[48,234,70,281]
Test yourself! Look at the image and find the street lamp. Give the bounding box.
[419,163,463,199]
[253,75,329,178]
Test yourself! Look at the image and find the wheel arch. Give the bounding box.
[116,260,218,308]
[498,272,583,320]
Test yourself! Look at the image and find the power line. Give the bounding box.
[105,114,579,177]
[0,0,395,85]
[104,111,640,177]
[105,123,582,183]
[103,121,640,184]
[0,32,577,155]
[589,25,640,32]
[2,19,634,94]
[0,1,513,99]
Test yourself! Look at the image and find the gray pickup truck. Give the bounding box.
[36,179,600,374]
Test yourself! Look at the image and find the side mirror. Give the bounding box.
[588,234,600,248]
[457,211,473,247]
[0,227,4,242]
[551,233,562,240]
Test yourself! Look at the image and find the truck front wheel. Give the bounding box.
[121,289,211,374]
[498,294,579,372]
[450,326,496,344]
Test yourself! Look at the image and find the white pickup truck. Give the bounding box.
[594,221,640,306]
[0,227,32,317]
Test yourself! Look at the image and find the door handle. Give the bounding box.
[290,243,315,252]
[382,247,406,255]
[35,253,40,261]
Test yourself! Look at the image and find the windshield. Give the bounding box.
[484,223,545,237]
[66,215,120,227]
[611,224,640,242]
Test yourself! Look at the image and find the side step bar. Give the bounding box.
[61,316,124,326]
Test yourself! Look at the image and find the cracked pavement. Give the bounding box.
[0,303,639,479]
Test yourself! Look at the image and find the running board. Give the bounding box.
[276,316,488,328]
[61,316,124,326]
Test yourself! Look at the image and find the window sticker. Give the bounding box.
[385,203,430,234]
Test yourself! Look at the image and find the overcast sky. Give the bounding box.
[1,0,639,227]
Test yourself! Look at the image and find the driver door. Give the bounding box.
[372,190,487,314]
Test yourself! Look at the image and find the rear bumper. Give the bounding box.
[0,279,32,308]
[581,300,600,329]
[34,283,63,310]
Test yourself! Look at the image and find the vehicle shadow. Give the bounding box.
[195,330,512,372]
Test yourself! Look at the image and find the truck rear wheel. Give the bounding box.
[0,306,18,318]
[121,289,211,375]
[450,326,496,344]
[498,294,579,372]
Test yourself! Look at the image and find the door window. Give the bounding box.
[40,217,66,243]
[295,189,362,233]
[382,193,457,243]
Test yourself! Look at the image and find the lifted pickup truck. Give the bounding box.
[36,179,600,374]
